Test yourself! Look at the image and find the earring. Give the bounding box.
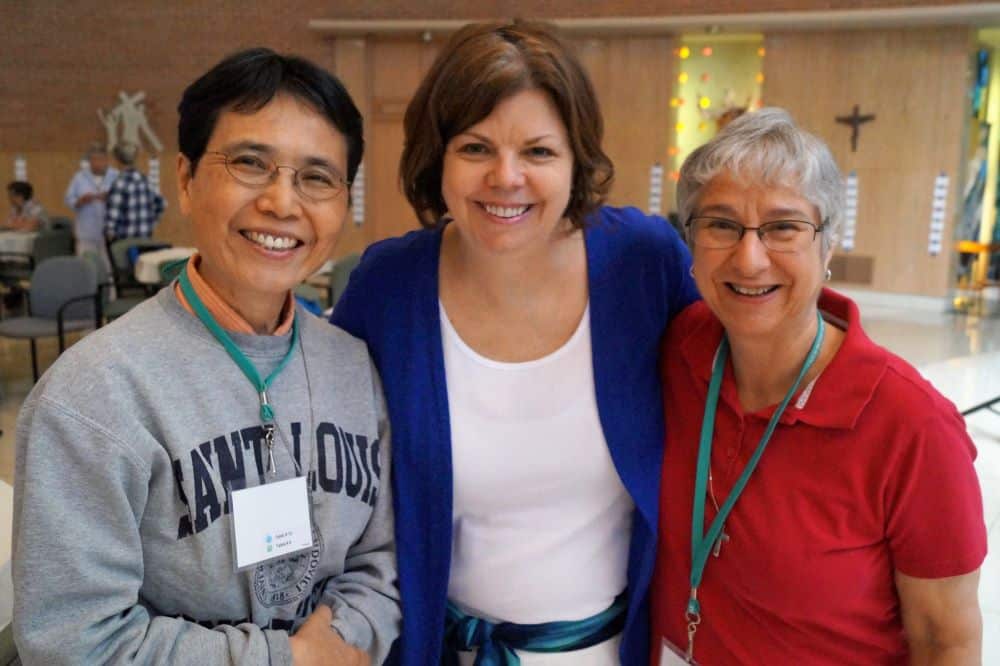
[689,266,695,278]
[825,269,832,281]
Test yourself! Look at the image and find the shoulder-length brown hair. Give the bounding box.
[400,20,614,229]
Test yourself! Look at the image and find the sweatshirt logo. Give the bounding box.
[254,522,323,607]
[171,420,381,539]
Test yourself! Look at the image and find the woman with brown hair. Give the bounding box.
[333,20,698,665]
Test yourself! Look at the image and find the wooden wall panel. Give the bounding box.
[366,39,441,242]
[763,27,972,297]
[331,38,372,260]
[575,36,677,212]
[154,156,183,246]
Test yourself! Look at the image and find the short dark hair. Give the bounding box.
[178,48,363,183]
[401,20,613,229]
[7,181,32,201]
[113,142,138,166]
[85,142,108,158]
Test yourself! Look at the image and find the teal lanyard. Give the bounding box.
[684,311,825,662]
[178,267,299,475]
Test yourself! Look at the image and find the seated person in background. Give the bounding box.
[5,181,49,231]
[104,141,166,241]
[13,47,398,665]
[651,107,986,665]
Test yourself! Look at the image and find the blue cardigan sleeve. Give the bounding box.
[582,206,698,666]
[328,231,450,666]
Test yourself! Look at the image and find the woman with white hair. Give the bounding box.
[651,108,986,664]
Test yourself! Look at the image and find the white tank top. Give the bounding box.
[441,301,634,630]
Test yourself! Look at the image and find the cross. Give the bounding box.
[835,105,876,152]
[712,530,730,557]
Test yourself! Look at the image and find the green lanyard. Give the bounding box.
[684,311,825,662]
[178,267,299,475]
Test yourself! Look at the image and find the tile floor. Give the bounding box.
[0,293,998,661]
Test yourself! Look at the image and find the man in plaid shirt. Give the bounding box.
[104,142,166,240]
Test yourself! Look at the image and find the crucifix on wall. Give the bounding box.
[835,104,875,152]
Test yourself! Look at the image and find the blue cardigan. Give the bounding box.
[331,206,698,665]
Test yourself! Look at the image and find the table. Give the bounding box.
[134,247,196,285]
[0,232,37,256]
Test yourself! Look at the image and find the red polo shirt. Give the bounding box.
[651,289,987,665]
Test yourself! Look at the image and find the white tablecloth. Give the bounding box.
[134,247,196,284]
[0,232,37,255]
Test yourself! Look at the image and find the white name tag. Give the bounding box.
[230,476,313,570]
[659,638,698,666]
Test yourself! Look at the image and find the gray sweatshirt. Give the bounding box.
[12,288,399,665]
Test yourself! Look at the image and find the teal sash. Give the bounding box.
[444,593,626,666]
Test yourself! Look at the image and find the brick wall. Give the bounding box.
[0,0,979,150]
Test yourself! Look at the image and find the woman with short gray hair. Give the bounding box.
[651,108,985,664]
[676,107,845,256]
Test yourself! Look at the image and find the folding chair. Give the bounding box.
[0,257,101,382]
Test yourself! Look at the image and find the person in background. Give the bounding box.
[332,20,698,665]
[4,181,49,231]
[13,47,399,665]
[65,142,119,269]
[651,107,986,665]
[104,141,166,241]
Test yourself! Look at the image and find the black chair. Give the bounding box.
[0,227,76,317]
[0,256,102,381]
[105,237,171,299]
[48,216,73,233]
[0,620,17,665]
[80,251,147,323]
[329,253,361,308]
[292,253,361,312]
[0,227,75,284]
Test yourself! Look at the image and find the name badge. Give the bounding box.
[659,638,699,666]
[230,476,313,570]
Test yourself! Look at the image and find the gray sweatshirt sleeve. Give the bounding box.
[12,395,293,666]
[324,369,400,663]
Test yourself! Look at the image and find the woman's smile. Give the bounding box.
[240,229,304,252]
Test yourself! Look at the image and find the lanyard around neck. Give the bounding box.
[178,267,298,424]
[688,311,825,617]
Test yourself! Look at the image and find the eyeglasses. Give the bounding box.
[686,216,825,253]
[204,151,349,202]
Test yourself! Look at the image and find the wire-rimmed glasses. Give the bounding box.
[204,150,349,202]
[686,216,825,253]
